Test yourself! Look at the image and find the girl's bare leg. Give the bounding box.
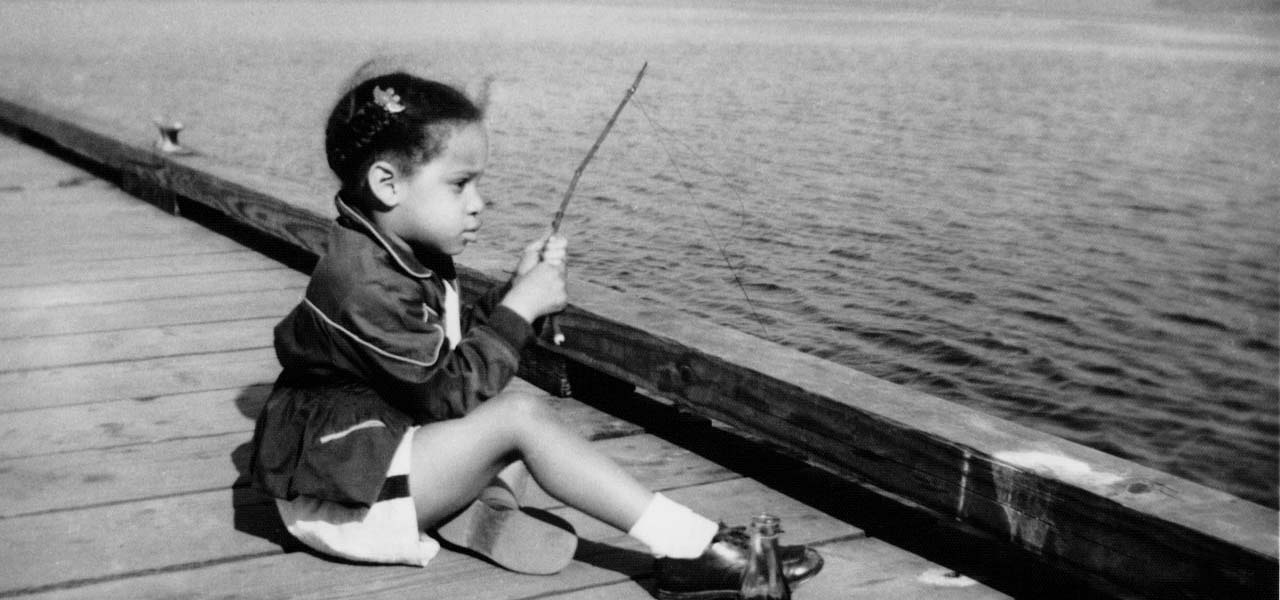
[485,460,529,505]
[409,390,653,531]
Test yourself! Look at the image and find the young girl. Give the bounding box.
[248,69,821,598]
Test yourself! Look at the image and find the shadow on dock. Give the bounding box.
[228,387,303,555]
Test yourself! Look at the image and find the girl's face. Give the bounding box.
[384,122,489,256]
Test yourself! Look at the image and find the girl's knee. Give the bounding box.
[488,390,556,421]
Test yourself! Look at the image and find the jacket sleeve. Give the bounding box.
[461,276,513,330]
[321,277,534,423]
[396,302,534,421]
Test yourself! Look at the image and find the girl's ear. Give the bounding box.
[365,160,400,209]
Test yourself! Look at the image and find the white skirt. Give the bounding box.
[276,426,440,567]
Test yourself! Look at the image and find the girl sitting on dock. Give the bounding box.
[248,68,821,598]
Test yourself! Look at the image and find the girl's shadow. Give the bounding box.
[573,539,659,593]
[229,385,302,552]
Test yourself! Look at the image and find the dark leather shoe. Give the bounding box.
[654,524,824,599]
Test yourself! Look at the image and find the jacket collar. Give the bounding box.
[334,194,456,280]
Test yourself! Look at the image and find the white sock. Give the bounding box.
[627,493,719,558]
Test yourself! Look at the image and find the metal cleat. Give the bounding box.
[152,116,192,155]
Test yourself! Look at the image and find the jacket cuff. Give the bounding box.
[487,304,536,352]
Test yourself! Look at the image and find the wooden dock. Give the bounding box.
[0,93,1274,600]
[0,127,1025,597]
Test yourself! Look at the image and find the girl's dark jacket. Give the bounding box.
[249,196,535,508]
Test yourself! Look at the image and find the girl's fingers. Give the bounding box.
[541,245,566,262]
[532,228,555,248]
[524,230,554,253]
[524,239,546,256]
[542,236,567,252]
[539,235,568,263]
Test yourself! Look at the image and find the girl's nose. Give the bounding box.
[466,187,485,214]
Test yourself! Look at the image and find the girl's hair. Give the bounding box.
[325,71,483,203]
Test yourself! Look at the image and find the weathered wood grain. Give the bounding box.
[0,235,251,266]
[0,347,280,411]
[0,209,215,249]
[0,317,278,373]
[0,249,277,287]
[0,287,303,339]
[800,537,1014,600]
[0,267,303,310]
[0,478,860,600]
[0,186,155,214]
[0,432,248,519]
[0,384,270,459]
[548,537,1017,600]
[0,183,253,262]
[0,488,283,595]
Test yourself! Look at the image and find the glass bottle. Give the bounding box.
[740,513,789,599]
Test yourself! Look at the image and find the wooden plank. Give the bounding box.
[0,384,271,459]
[0,189,155,215]
[0,287,303,339]
[541,392,646,443]
[0,317,278,373]
[0,212,217,248]
[8,518,627,600]
[0,488,286,596]
[527,581,658,600]
[0,432,247,519]
[0,219,253,263]
[0,428,724,521]
[9,530,1012,600]
[0,347,280,411]
[3,478,858,600]
[0,249,277,288]
[793,537,1013,600]
[0,232,250,264]
[0,237,251,266]
[546,537,1013,600]
[0,137,95,187]
[3,90,1274,599]
[0,267,303,309]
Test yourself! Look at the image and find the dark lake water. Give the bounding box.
[2,1,1276,506]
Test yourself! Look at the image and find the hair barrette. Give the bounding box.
[372,86,405,114]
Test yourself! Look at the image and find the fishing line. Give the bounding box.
[630,95,755,236]
[629,93,770,338]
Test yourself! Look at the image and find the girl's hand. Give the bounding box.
[500,260,568,324]
[516,233,567,276]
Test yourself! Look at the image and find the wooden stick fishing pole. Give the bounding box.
[551,62,648,235]
[546,62,648,345]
